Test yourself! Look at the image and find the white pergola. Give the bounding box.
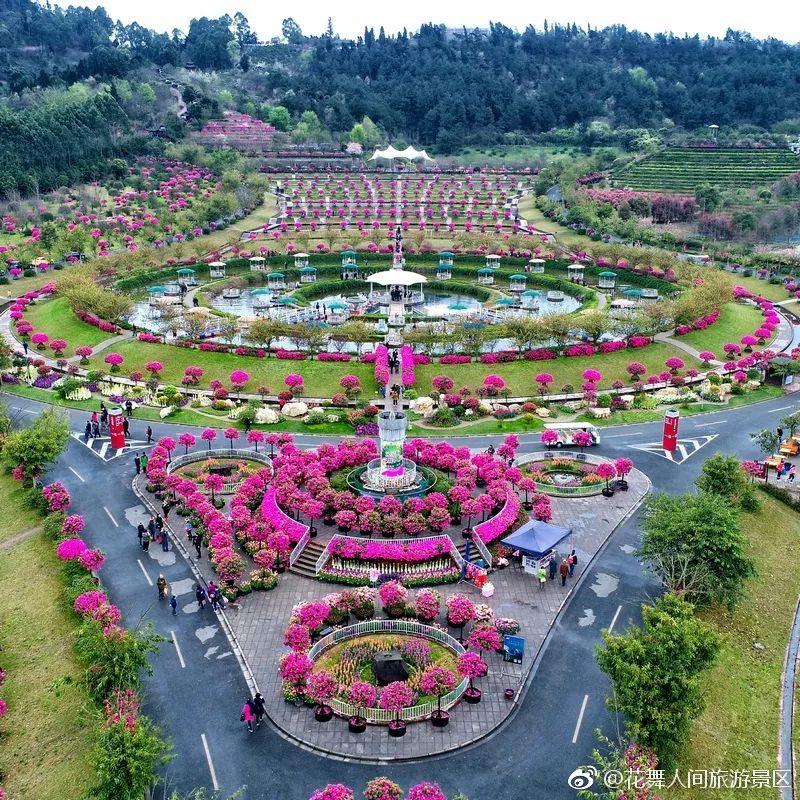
[368,267,427,288]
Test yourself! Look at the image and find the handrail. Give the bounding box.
[471,534,493,568]
[289,529,310,567]
[306,619,468,723]
[314,540,331,575]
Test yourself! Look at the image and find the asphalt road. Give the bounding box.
[5,389,800,800]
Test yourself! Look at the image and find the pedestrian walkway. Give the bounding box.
[225,471,649,760]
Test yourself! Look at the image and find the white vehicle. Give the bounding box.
[543,422,601,447]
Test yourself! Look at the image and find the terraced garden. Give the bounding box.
[612,147,800,193]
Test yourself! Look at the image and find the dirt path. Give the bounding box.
[0,525,43,551]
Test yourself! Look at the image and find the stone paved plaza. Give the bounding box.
[213,470,650,761]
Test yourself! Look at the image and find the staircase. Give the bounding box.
[456,540,489,567]
[290,538,326,578]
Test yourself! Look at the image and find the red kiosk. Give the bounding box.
[108,408,126,449]
[662,408,679,452]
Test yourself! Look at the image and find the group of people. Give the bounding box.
[83,400,151,443]
[137,514,169,552]
[776,461,797,482]
[541,550,578,587]
[240,693,267,733]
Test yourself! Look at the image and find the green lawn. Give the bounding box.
[679,302,774,357]
[663,494,800,800]
[0,472,42,543]
[87,340,380,398]
[19,297,113,355]
[409,414,545,437]
[415,343,702,396]
[716,272,797,304]
[517,198,586,246]
[0,531,95,800]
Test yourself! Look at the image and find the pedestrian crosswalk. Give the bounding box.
[71,432,151,462]
[629,434,718,464]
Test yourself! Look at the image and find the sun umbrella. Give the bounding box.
[250,287,271,295]
[448,302,471,311]
[148,285,166,293]
[497,296,516,305]
[277,296,298,305]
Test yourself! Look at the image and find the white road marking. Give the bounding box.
[67,466,85,482]
[196,625,219,644]
[603,432,645,439]
[11,406,36,414]
[693,420,726,427]
[607,604,623,634]
[137,559,153,586]
[590,573,619,598]
[171,631,186,669]
[572,694,589,744]
[103,506,119,527]
[768,405,796,413]
[630,435,718,464]
[578,609,596,627]
[201,734,220,790]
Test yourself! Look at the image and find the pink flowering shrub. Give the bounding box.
[43,481,71,512]
[378,580,408,608]
[468,625,502,652]
[379,681,415,714]
[309,785,354,800]
[445,594,475,627]
[62,514,85,536]
[363,777,403,800]
[407,783,447,800]
[78,548,105,571]
[57,537,88,560]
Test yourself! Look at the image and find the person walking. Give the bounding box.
[92,420,100,439]
[141,527,151,551]
[22,339,28,355]
[155,514,164,533]
[169,594,178,616]
[161,499,170,520]
[137,522,145,548]
[548,553,557,580]
[568,549,577,577]
[100,408,108,430]
[156,574,168,600]
[559,559,569,587]
[140,452,148,471]
[160,528,170,552]
[147,515,157,540]
[536,565,547,590]
[789,464,796,482]
[195,584,207,610]
[84,420,92,442]
[241,698,255,733]
[185,520,193,541]
[122,418,130,438]
[134,454,141,475]
[253,692,266,727]
[146,426,153,444]
[91,410,98,425]
[192,531,203,559]
[125,400,133,417]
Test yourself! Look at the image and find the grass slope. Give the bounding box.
[679,302,772,356]
[662,495,800,800]
[0,533,95,799]
[20,297,112,355]
[0,472,43,544]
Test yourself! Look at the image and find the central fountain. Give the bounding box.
[361,409,418,493]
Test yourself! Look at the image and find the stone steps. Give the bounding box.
[289,538,325,578]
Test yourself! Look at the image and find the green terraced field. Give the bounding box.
[612,147,800,193]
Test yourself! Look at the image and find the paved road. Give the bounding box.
[6,389,800,799]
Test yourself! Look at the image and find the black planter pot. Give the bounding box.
[617,480,629,491]
[452,516,462,526]
[314,705,333,722]
[464,687,482,704]
[276,564,286,574]
[338,525,351,533]
[323,517,334,527]
[461,528,473,539]
[348,716,367,734]
[601,487,615,498]
[431,710,449,728]
[309,526,318,538]
[388,720,407,737]
[476,479,486,488]
[523,501,533,511]
[504,689,515,700]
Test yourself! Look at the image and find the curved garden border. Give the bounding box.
[307,620,468,723]
[166,448,273,494]
[516,450,615,498]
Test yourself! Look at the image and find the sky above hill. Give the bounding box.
[55,0,798,44]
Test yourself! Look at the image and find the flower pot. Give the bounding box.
[452,516,462,526]
[617,480,629,491]
[431,710,449,728]
[523,501,533,511]
[348,716,367,734]
[314,705,333,722]
[323,517,334,527]
[338,525,351,533]
[388,720,406,737]
[476,479,486,488]
[464,687,482,704]
[601,487,614,498]
[276,565,286,574]
[504,689,515,700]
[461,528,472,539]
[309,526,318,538]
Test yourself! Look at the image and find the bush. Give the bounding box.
[428,407,457,427]
[759,483,800,513]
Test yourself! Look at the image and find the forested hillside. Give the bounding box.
[3,0,800,155]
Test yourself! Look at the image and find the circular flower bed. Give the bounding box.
[522,456,626,497]
[287,620,469,723]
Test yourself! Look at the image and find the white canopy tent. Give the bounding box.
[369,145,435,162]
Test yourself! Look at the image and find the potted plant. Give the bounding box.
[615,457,633,491]
[596,462,617,497]
[364,777,402,800]
[379,580,408,618]
[457,651,488,704]
[351,586,377,620]
[468,624,502,659]
[347,680,376,734]
[518,477,536,511]
[445,593,475,642]
[279,652,313,705]
[414,588,441,623]
[379,681,415,738]
[306,670,337,722]
[419,665,457,728]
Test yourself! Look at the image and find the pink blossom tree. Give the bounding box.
[419,665,457,719]
[535,372,553,396]
[247,430,265,451]
[224,427,239,451]
[379,681,415,728]
[178,433,196,455]
[201,427,217,450]
[456,651,488,700]
[541,430,559,450]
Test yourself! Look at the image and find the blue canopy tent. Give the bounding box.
[500,520,572,558]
